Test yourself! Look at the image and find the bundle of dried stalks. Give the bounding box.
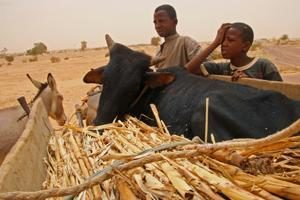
[38,113,300,200]
[0,109,299,200]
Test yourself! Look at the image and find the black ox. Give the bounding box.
[83,35,300,142]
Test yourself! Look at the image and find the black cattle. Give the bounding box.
[83,35,300,142]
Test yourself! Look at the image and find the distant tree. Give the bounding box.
[5,55,14,63]
[81,41,87,51]
[151,37,161,46]
[0,47,8,58]
[26,42,47,55]
[280,34,289,40]
[0,47,7,54]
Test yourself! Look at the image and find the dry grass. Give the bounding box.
[36,114,300,200]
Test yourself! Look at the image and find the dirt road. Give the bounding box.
[263,44,300,83]
[264,45,300,68]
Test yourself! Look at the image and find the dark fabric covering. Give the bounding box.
[132,66,299,142]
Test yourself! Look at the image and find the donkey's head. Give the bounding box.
[27,73,67,126]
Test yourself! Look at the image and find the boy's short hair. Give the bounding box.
[155,4,177,20]
[232,22,254,44]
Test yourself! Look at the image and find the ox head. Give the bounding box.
[83,34,175,125]
[27,73,67,126]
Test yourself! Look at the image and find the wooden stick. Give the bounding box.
[150,104,163,132]
[205,97,209,143]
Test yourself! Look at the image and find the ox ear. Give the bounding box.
[47,73,57,91]
[83,67,105,84]
[27,74,43,89]
[144,72,175,88]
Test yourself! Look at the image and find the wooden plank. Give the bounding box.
[208,75,300,100]
[0,99,53,192]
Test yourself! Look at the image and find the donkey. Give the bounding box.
[0,73,67,164]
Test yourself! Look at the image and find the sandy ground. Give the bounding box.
[0,46,156,118]
[263,44,300,82]
[0,42,299,122]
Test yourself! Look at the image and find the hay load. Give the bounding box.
[1,111,299,200]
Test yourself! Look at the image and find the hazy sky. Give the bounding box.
[1,0,300,52]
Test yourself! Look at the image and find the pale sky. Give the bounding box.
[1,0,300,53]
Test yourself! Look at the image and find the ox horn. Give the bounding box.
[26,74,43,89]
[105,34,115,51]
[149,56,166,66]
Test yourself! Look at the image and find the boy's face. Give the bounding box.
[221,27,250,59]
[153,10,177,38]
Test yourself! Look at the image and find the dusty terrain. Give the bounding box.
[0,45,156,118]
[0,41,299,124]
[263,44,300,82]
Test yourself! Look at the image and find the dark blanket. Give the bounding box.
[133,66,300,142]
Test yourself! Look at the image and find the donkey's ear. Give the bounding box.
[83,67,105,84]
[47,73,57,91]
[27,74,43,89]
[144,72,175,88]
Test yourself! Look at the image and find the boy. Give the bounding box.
[186,22,283,81]
[153,4,202,68]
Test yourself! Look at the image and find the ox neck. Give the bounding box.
[129,86,149,110]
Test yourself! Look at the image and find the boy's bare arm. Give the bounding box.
[186,23,231,75]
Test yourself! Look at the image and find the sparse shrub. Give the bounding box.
[275,34,290,45]
[5,55,14,63]
[7,62,12,65]
[210,51,223,60]
[22,58,28,63]
[50,56,61,63]
[0,63,3,67]
[64,57,69,60]
[280,34,289,41]
[151,37,161,46]
[250,42,262,51]
[27,42,47,55]
[81,41,87,51]
[29,56,38,62]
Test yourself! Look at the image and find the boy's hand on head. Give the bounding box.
[213,23,231,45]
